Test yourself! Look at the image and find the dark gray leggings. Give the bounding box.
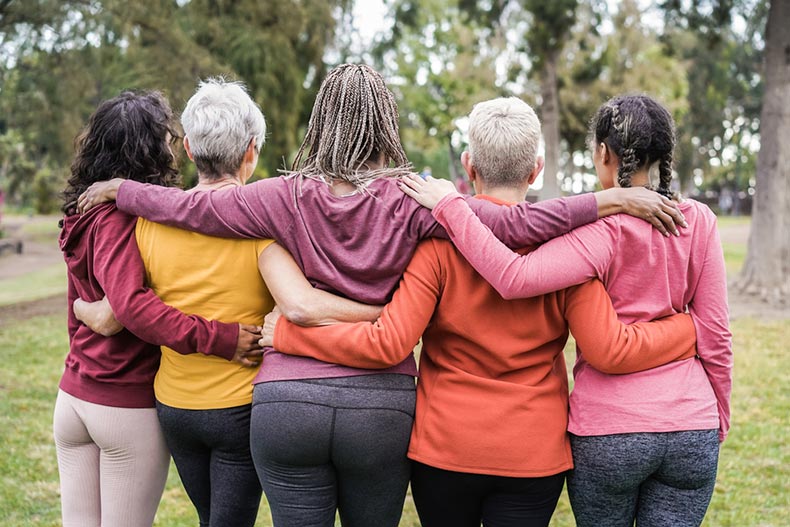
[567,430,720,527]
[156,402,262,527]
[250,374,416,527]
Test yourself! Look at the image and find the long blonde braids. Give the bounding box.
[289,64,413,189]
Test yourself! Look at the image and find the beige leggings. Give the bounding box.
[53,390,170,527]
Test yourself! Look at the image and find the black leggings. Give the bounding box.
[156,402,261,527]
[411,462,567,527]
[250,374,416,527]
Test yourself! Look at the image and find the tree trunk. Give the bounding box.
[539,50,561,200]
[736,0,790,305]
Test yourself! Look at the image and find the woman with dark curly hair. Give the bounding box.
[55,91,262,527]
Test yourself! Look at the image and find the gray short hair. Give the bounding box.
[181,78,266,178]
[467,97,541,187]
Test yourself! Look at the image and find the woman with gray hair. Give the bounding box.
[76,78,376,527]
[77,65,685,527]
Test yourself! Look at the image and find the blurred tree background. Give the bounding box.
[0,0,786,299]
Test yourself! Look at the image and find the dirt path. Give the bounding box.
[0,215,63,280]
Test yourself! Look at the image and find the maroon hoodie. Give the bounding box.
[59,203,238,408]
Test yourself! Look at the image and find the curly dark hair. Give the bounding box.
[590,94,676,198]
[62,91,181,214]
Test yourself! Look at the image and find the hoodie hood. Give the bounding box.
[59,202,119,282]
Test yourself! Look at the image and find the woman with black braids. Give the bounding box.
[402,94,732,527]
[76,70,685,527]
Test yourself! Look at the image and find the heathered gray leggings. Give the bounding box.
[567,430,720,527]
[250,374,416,527]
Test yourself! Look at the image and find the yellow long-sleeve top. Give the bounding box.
[136,218,274,409]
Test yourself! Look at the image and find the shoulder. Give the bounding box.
[567,214,621,240]
[90,203,136,232]
[676,199,719,237]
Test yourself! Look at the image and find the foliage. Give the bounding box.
[373,0,501,181]
[0,0,348,211]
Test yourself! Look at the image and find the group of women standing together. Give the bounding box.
[56,63,731,527]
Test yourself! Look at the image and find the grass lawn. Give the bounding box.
[0,264,67,307]
[2,314,788,525]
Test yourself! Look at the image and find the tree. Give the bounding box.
[737,0,789,303]
[520,0,579,200]
[375,0,500,183]
[0,0,348,210]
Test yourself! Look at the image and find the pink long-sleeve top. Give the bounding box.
[115,176,598,383]
[432,194,733,441]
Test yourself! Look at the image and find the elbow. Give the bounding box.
[498,288,520,301]
[584,354,627,375]
[279,303,317,327]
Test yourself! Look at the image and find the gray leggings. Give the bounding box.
[567,430,720,527]
[250,374,416,527]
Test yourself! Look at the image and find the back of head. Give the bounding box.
[181,78,267,179]
[590,94,676,197]
[467,97,541,188]
[62,90,180,214]
[292,63,410,187]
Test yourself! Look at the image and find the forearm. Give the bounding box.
[467,193,598,247]
[95,217,239,359]
[270,242,440,368]
[433,195,598,299]
[259,243,382,327]
[117,180,274,239]
[280,295,382,326]
[566,280,697,374]
[73,297,124,337]
[273,303,420,368]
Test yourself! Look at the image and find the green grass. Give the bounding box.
[715,216,752,228]
[717,215,750,276]
[0,264,67,307]
[2,313,787,526]
[722,241,748,277]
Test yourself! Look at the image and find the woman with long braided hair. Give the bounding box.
[400,93,731,527]
[76,71,685,526]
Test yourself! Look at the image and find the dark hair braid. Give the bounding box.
[591,94,677,198]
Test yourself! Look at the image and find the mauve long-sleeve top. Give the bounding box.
[115,175,598,383]
[431,194,733,441]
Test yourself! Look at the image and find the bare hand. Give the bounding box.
[606,187,687,237]
[258,306,281,348]
[73,296,124,336]
[77,178,125,213]
[399,174,460,210]
[233,324,264,367]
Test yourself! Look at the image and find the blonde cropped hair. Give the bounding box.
[467,97,541,186]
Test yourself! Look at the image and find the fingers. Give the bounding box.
[662,199,687,230]
[398,182,420,201]
[648,211,680,236]
[239,323,262,333]
[244,348,265,359]
[236,356,261,368]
